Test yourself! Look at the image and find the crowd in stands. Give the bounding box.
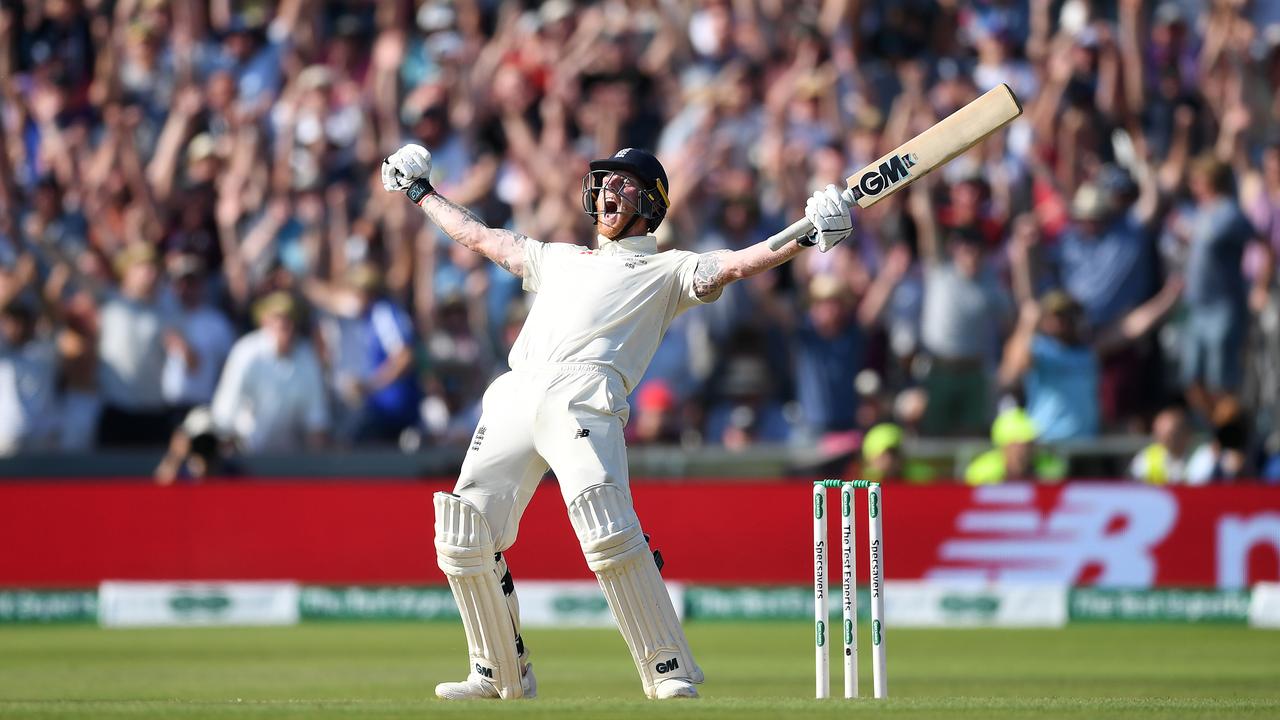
[1,0,1279,483]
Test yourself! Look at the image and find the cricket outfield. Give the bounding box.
[1,622,1277,719]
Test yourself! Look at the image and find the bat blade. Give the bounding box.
[767,83,1022,251]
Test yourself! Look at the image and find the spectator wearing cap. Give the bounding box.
[1051,169,1167,426]
[305,264,421,443]
[627,380,682,446]
[0,304,58,455]
[161,254,235,413]
[1000,281,1184,442]
[211,292,329,452]
[791,274,865,440]
[860,422,904,482]
[117,16,174,119]
[964,407,1066,485]
[859,422,934,484]
[1001,291,1099,442]
[1054,170,1161,329]
[95,242,186,446]
[909,184,1012,436]
[159,134,223,265]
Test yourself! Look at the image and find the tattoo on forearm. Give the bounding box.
[497,233,528,273]
[423,195,488,250]
[422,196,528,277]
[693,250,731,298]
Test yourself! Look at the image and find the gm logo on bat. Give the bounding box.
[849,153,919,201]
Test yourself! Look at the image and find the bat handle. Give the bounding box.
[766,217,813,251]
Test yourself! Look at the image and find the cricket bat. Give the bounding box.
[767,83,1022,251]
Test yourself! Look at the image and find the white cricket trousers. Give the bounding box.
[452,363,632,550]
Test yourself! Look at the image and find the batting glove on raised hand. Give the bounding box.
[381,144,433,193]
[800,184,853,252]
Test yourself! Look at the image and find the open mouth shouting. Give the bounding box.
[598,191,627,228]
[603,198,620,224]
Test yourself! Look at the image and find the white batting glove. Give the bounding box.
[802,184,853,252]
[381,144,433,193]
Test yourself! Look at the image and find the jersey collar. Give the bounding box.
[596,233,658,256]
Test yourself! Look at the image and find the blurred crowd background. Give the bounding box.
[2,0,1279,483]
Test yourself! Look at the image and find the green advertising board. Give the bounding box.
[0,590,97,623]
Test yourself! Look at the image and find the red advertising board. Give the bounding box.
[1,481,1277,588]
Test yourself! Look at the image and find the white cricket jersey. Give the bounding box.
[510,234,720,392]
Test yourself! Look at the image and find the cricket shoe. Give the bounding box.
[434,663,537,700]
[653,678,699,699]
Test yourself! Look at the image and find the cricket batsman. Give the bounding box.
[382,144,853,700]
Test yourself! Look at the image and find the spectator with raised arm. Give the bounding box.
[305,263,421,443]
[999,277,1184,442]
[910,182,1012,436]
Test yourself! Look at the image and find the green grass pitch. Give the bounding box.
[1,622,1277,719]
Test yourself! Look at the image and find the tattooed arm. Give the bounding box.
[385,144,535,276]
[416,194,533,277]
[692,239,808,298]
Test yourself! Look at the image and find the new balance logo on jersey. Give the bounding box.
[471,426,487,452]
[574,428,591,439]
[655,658,679,674]
[474,663,494,679]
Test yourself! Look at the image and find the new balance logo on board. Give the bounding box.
[574,428,591,439]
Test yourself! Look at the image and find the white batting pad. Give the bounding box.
[566,484,702,698]
[434,492,524,699]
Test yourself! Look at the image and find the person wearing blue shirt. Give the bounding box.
[792,274,864,438]
[1001,282,1185,440]
[352,269,422,442]
[1000,292,1099,441]
[305,264,422,443]
[1053,178,1158,329]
